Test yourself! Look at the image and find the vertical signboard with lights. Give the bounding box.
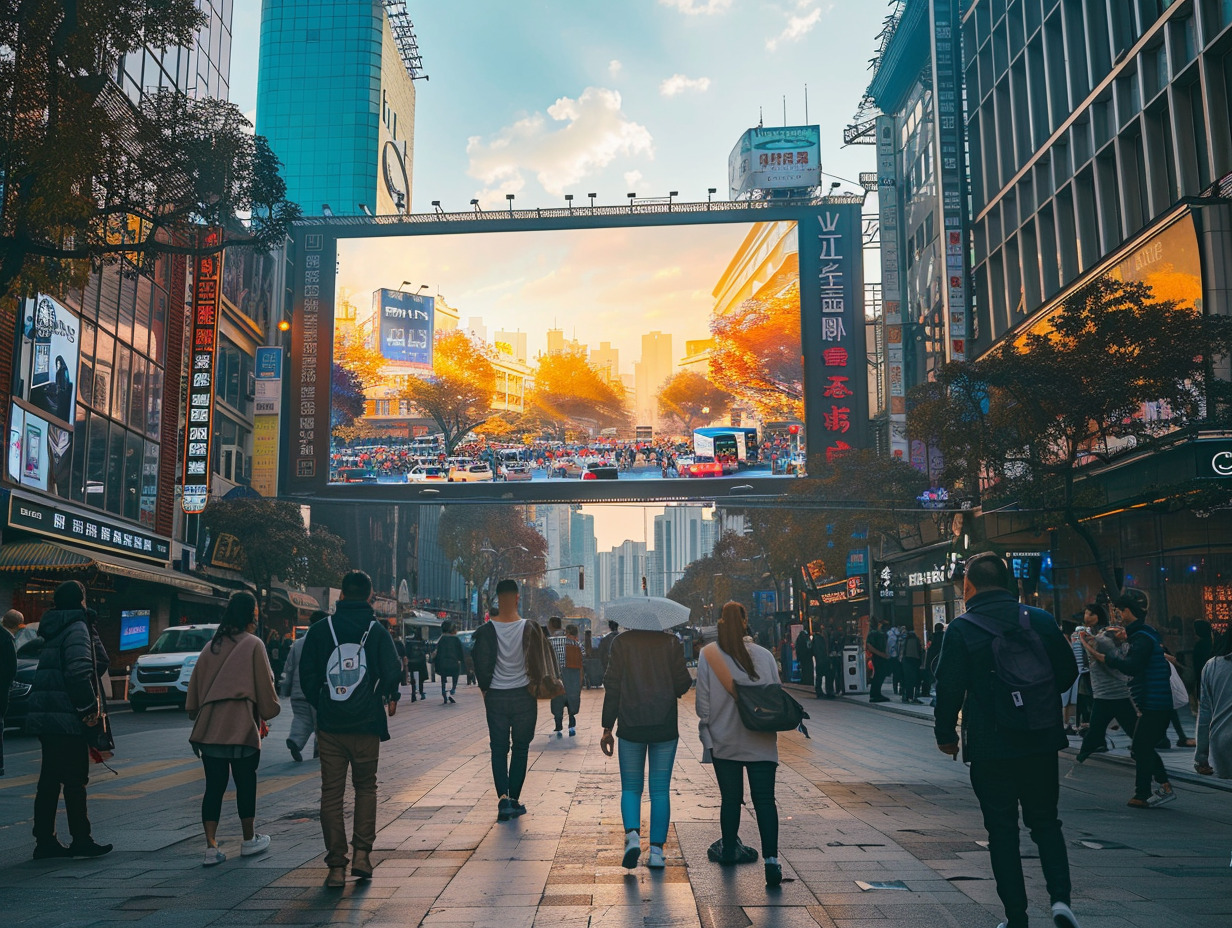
[930,0,969,362]
[876,115,909,460]
[181,228,224,514]
[286,230,335,494]
[802,203,868,471]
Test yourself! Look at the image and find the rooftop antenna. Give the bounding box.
[758,106,764,128]
[804,83,809,123]
[783,94,787,126]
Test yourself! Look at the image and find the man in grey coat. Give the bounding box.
[282,610,326,762]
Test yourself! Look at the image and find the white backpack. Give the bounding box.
[325,618,377,701]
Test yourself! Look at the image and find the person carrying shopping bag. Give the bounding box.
[186,591,281,866]
[697,601,784,888]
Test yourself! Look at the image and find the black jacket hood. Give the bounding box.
[38,608,90,641]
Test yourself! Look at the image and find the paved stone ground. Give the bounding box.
[1,682,1229,928]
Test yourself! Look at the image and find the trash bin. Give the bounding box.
[843,644,867,694]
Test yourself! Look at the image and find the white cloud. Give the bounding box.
[608,59,623,77]
[467,87,653,207]
[623,170,644,190]
[766,5,823,51]
[659,0,732,14]
[659,73,711,97]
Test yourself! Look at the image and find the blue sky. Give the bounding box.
[230,0,887,211]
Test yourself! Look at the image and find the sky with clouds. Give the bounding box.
[230,0,887,212]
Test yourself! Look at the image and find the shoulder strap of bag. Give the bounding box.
[957,610,1002,637]
[358,621,376,648]
[326,617,340,649]
[702,643,736,697]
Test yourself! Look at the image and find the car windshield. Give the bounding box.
[148,628,215,654]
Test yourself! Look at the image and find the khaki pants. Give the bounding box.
[318,730,380,868]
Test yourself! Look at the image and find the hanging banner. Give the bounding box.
[181,228,224,513]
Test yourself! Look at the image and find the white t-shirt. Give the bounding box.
[490,619,529,690]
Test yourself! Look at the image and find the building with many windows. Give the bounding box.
[256,0,424,216]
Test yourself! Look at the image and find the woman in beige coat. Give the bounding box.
[186,592,280,866]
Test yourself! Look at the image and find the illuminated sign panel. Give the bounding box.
[181,228,224,514]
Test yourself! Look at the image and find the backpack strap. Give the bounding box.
[358,621,376,648]
[957,611,1001,637]
[326,617,340,648]
[701,643,736,697]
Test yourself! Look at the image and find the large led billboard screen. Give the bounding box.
[286,202,866,501]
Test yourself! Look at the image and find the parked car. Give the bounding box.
[500,462,533,481]
[4,636,44,731]
[128,624,218,712]
[336,467,379,483]
[448,462,494,482]
[582,463,619,480]
[407,465,448,483]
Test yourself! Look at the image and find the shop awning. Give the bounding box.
[0,540,216,596]
[271,586,322,612]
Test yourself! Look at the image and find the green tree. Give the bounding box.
[202,499,339,628]
[656,370,732,434]
[907,276,1232,592]
[525,348,628,440]
[401,330,496,455]
[0,1,299,301]
[436,505,547,604]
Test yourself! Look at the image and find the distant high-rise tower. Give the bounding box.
[634,331,673,431]
[256,0,424,216]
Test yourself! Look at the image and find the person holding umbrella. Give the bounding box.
[600,597,693,871]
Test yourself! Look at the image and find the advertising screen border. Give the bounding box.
[285,200,867,504]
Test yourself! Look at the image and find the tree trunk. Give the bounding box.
[1062,469,1121,595]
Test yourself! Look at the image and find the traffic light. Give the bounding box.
[578,567,585,591]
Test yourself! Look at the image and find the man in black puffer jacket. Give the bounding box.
[26,580,112,860]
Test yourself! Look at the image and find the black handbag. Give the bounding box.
[702,644,810,734]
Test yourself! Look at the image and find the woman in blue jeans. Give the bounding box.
[600,626,692,870]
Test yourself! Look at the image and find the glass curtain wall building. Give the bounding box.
[256,0,423,217]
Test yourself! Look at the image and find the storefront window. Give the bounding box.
[114,345,132,429]
[86,413,107,507]
[140,439,159,527]
[123,429,143,521]
[106,422,125,515]
[93,331,114,417]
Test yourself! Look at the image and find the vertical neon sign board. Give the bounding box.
[181,228,224,513]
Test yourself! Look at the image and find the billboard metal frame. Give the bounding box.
[284,196,867,505]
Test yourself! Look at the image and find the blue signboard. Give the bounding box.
[753,590,776,618]
[255,346,282,380]
[374,289,433,370]
[845,547,868,577]
[119,609,150,651]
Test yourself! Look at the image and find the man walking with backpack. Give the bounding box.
[934,554,1081,928]
[1081,589,1177,809]
[299,570,402,889]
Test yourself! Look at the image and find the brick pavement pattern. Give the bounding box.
[1,685,1229,927]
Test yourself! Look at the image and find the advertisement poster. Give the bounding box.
[7,403,64,493]
[374,288,434,368]
[728,125,822,198]
[119,610,151,651]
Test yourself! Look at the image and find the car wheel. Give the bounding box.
[131,701,147,713]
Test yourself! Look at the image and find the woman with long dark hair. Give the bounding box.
[186,592,280,866]
[697,602,784,887]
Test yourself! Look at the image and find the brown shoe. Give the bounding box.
[352,850,373,879]
[325,866,346,888]
[1126,797,1150,809]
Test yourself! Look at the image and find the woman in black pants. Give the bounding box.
[186,592,281,866]
[697,601,784,887]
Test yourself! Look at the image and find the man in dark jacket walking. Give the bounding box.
[299,570,401,888]
[26,581,112,859]
[1082,588,1176,809]
[934,555,1080,928]
[0,611,16,776]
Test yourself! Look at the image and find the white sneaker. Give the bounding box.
[203,846,226,866]
[622,830,640,869]
[647,846,665,868]
[1147,787,1176,808]
[1052,901,1081,928]
[241,833,271,856]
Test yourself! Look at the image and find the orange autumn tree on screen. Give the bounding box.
[708,280,803,421]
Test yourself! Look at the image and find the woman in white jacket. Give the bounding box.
[697,601,782,888]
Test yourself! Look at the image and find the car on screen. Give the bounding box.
[500,462,533,481]
[682,458,724,478]
[407,465,448,483]
[448,462,494,482]
[128,624,218,712]
[337,467,379,483]
[551,459,586,478]
[582,463,619,480]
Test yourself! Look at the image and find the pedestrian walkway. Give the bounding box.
[2,684,1229,927]
[791,685,1228,793]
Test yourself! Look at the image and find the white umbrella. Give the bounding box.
[603,596,691,632]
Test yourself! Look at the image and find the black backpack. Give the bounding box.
[959,605,1059,732]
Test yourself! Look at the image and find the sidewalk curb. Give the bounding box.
[786,682,1232,794]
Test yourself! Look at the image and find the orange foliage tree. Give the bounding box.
[708,281,803,420]
[656,370,733,434]
[525,348,629,440]
[401,330,496,455]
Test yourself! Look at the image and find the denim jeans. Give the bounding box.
[969,752,1071,928]
[712,758,778,857]
[484,687,537,800]
[617,737,677,846]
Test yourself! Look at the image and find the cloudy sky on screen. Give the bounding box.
[230,1,886,211]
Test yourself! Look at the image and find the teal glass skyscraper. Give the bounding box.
[256,0,423,217]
